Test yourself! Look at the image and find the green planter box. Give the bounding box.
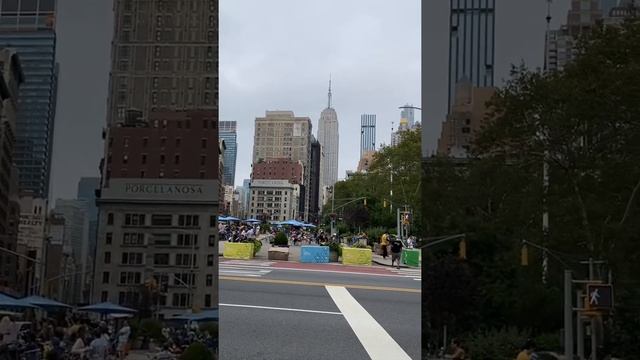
[342,247,372,266]
[402,249,420,267]
[223,242,254,259]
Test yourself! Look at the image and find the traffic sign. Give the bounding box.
[586,284,613,311]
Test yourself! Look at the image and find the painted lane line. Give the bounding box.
[325,286,412,360]
[222,263,418,279]
[219,303,342,315]
[219,269,271,274]
[219,276,421,293]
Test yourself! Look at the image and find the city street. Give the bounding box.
[218,260,421,360]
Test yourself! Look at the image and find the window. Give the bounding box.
[104,252,111,264]
[202,120,208,129]
[107,213,114,225]
[124,214,146,226]
[123,233,144,246]
[209,216,216,228]
[119,291,139,306]
[200,155,206,166]
[175,253,197,267]
[208,234,216,246]
[177,234,198,247]
[175,154,180,164]
[151,214,173,226]
[205,294,211,308]
[123,154,128,164]
[140,170,146,178]
[171,293,192,308]
[119,272,142,285]
[154,253,170,265]
[201,139,207,148]
[121,252,143,265]
[200,171,205,179]
[207,255,214,266]
[174,273,195,286]
[462,127,470,133]
[143,137,148,147]
[206,274,213,287]
[101,291,108,302]
[141,154,147,164]
[106,233,113,245]
[178,215,200,227]
[176,138,181,147]
[151,233,172,246]
[102,272,110,284]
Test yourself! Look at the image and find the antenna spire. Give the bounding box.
[328,74,332,108]
[544,0,552,73]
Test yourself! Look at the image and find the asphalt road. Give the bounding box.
[219,261,421,360]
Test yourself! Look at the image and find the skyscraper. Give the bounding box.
[219,121,237,186]
[448,0,495,111]
[0,0,58,198]
[77,177,100,275]
[400,104,415,128]
[360,114,376,158]
[93,0,219,315]
[317,79,339,191]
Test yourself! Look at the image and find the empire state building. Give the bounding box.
[317,78,339,193]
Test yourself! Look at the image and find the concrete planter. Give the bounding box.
[373,243,382,255]
[342,247,372,266]
[223,242,254,260]
[268,247,289,261]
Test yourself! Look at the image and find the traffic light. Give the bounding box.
[459,239,467,259]
[363,198,367,207]
[383,200,387,208]
[521,243,529,266]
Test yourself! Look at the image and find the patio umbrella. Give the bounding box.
[0,293,39,310]
[172,309,219,322]
[225,216,240,222]
[77,302,137,315]
[244,218,260,223]
[217,216,229,221]
[281,219,304,227]
[301,223,317,228]
[21,295,71,310]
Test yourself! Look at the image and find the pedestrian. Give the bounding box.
[516,339,535,360]
[380,232,390,259]
[390,237,404,269]
[88,328,110,360]
[446,338,467,359]
[116,321,131,359]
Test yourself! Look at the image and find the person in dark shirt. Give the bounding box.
[390,238,404,269]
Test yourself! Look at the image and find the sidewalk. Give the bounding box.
[372,253,413,268]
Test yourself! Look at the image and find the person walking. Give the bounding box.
[116,321,131,359]
[446,338,467,359]
[516,339,535,360]
[390,237,404,269]
[88,328,110,360]
[380,232,390,259]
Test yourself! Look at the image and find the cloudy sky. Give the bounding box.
[220,0,421,187]
[49,0,572,200]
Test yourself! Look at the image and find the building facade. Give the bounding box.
[251,158,303,185]
[448,0,495,111]
[94,179,220,317]
[53,199,90,304]
[0,48,22,295]
[360,114,376,158]
[437,81,496,157]
[0,0,58,198]
[357,151,376,173]
[77,177,100,272]
[219,121,237,186]
[249,179,300,222]
[94,0,220,314]
[253,110,312,220]
[107,0,217,125]
[308,137,321,223]
[317,81,339,191]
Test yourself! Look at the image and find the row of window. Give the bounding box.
[103,252,214,267]
[109,153,209,166]
[107,213,215,228]
[103,291,213,309]
[105,168,209,179]
[101,271,214,287]
[114,135,212,148]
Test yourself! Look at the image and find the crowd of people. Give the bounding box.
[218,222,258,242]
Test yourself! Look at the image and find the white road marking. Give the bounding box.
[222,263,418,279]
[325,285,412,360]
[219,303,342,315]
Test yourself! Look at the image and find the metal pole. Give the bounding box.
[331,187,335,236]
[565,270,574,359]
[577,290,585,360]
[588,258,597,360]
[443,325,447,353]
[396,208,401,240]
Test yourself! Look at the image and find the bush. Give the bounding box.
[138,318,163,341]
[325,242,342,256]
[260,223,271,233]
[252,239,262,255]
[199,322,218,338]
[273,231,288,246]
[533,332,561,352]
[180,342,214,360]
[352,243,371,250]
[366,227,386,243]
[465,327,530,360]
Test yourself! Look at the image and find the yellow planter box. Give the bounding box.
[342,247,372,266]
[223,242,254,260]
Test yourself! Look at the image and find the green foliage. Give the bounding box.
[336,223,349,235]
[465,327,530,360]
[180,342,214,360]
[252,239,262,255]
[199,322,218,339]
[324,242,342,256]
[273,232,288,246]
[422,18,640,355]
[352,243,371,250]
[365,227,386,243]
[260,223,270,233]
[137,318,163,341]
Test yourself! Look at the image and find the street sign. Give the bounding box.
[586,284,613,311]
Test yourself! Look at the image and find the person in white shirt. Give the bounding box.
[116,321,131,358]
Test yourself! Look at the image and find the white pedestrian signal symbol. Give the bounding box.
[590,289,600,305]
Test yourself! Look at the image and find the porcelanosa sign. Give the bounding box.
[103,179,218,201]
[125,183,204,195]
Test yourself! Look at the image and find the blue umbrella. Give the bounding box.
[217,216,229,221]
[0,293,39,310]
[301,223,317,228]
[21,295,71,310]
[281,219,305,227]
[172,309,218,322]
[78,302,137,315]
[244,218,260,223]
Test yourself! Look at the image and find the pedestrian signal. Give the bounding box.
[521,244,528,266]
[459,239,467,259]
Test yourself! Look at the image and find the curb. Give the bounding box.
[372,258,413,269]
